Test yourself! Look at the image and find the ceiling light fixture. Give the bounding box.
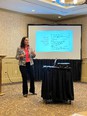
[52,0,56,2]
[56,0,87,6]
[32,9,35,12]
[58,16,61,18]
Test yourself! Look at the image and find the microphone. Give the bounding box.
[54,58,57,66]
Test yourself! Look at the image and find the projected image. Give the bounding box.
[36,30,73,52]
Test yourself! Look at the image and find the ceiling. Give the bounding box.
[0,0,87,21]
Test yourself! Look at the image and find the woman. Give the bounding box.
[16,37,37,97]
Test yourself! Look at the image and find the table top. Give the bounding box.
[43,65,71,69]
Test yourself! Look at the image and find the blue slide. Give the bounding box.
[36,30,73,52]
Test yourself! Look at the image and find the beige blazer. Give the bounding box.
[16,47,36,66]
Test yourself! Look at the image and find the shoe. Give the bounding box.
[33,93,37,95]
[29,90,37,95]
[29,91,37,95]
[23,94,28,97]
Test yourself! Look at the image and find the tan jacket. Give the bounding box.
[16,47,36,66]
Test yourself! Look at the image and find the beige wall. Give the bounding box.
[0,9,87,59]
[0,9,87,83]
[0,9,54,57]
[57,16,87,59]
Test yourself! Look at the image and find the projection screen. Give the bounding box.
[27,24,82,59]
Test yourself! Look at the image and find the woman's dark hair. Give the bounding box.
[20,37,27,48]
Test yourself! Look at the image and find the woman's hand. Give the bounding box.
[19,54,25,58]
[31,50,36,57]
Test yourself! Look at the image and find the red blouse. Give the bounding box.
[24,47,30,62]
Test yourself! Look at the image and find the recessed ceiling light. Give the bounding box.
[32,10,35,12]
[52,0,56,2]
[58,16,61,18]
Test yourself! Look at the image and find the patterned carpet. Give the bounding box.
[0,82,87,116]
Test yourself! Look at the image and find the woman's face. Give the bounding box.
[24,38,29,46]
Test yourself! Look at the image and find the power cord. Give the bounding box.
[5,72,14,83]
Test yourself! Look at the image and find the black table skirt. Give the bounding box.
[41,66,74,101]
[34,59,82,81]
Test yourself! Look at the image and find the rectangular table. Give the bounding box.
[41,65,74,104]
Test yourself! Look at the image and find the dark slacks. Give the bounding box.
[19,62,35,95]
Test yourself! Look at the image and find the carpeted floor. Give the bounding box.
[0,82,87,116]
